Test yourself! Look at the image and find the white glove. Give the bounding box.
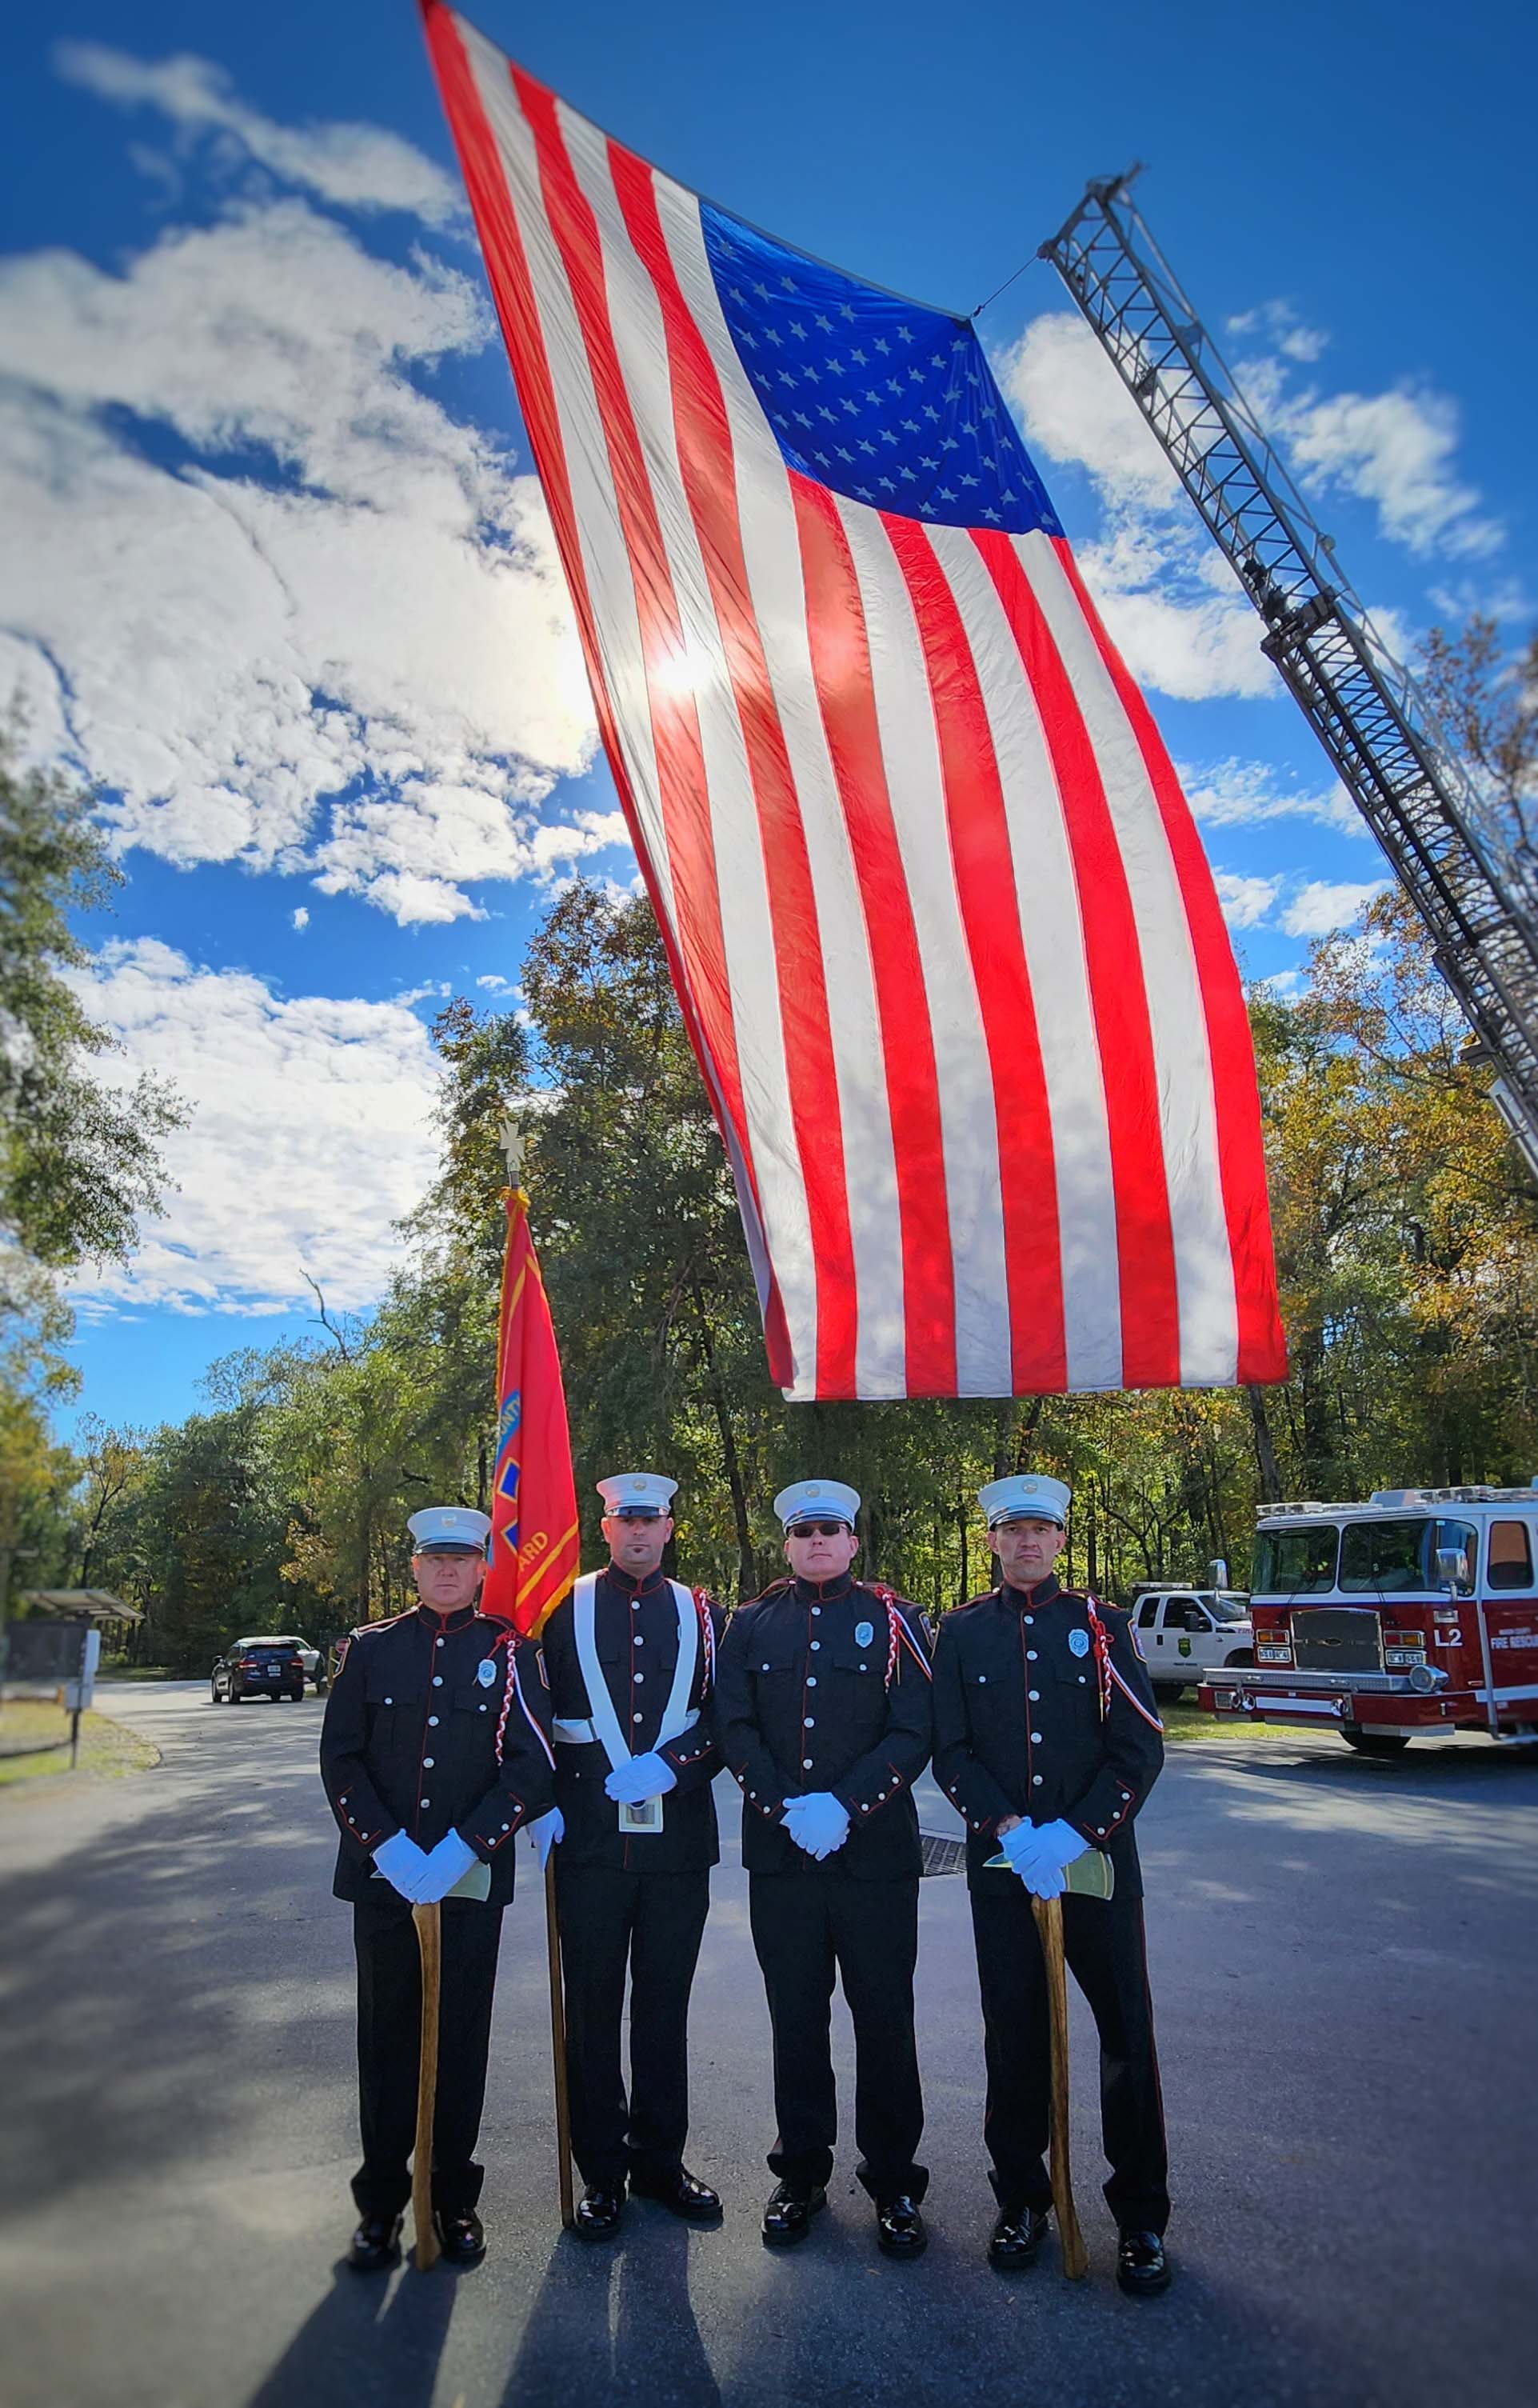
[528,1806,564,1870]
[605,1751,678,1805]
[781,1793,851,1860]
[1012,1818,1090,1886]
[413,1830,477,1905]
[372,1830,430,1902]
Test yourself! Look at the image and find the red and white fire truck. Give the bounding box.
[1198,1485,1538,1754]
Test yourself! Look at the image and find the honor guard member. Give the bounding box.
[715,1480,934,2259]
[319,1506,561,2273]
[539,1471,725,2240]
[931,1474,1171,2294]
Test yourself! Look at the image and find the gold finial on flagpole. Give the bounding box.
[497,1114,525,1191]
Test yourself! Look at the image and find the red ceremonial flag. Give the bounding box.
[421,2,1288,1404]
[479,1186,581,1638]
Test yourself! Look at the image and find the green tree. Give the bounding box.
[0,728,179,1282]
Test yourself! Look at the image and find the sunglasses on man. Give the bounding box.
[789,1520,853,1538]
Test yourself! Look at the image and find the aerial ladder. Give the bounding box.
[1040,172,1538,1181]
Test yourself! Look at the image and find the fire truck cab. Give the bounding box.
[1199,1485,1538,1754]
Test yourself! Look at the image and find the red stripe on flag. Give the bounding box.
[1051,540,1288,1383]
[420,6,793,1383]
[600,137,859,1396]
[880,516,1067,1392]
[974,531,1181,1387]
[789,474,958,1394]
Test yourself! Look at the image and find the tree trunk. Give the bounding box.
[1247,1385,1284,1502]
[689,1277,756,1598]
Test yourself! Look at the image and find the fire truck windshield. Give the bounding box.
[1252,1525,1340,1595]
[1338,1519,1434,1593]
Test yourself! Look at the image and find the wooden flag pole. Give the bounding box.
[1032,1894,1089,2279]
[544,1856,576,2228]
[410,1901,443,2270]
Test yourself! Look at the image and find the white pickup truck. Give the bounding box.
[1127,1587,1255,1701]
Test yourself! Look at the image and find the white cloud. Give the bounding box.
[66,942,442,1316]
[0,192,600,918]
[1284,384,1500,560]
[1280,878,1388,938]
[996,313,1272,702]
[1077,518,1273,702]
[291,906,309,930]
[1212,870,1281,930]
[1225,302,1328,365]
[1180,755,1364,838]
[997,313,1176,507]
[54,42,462,226]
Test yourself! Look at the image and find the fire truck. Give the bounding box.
[1198,1486,1538,1753]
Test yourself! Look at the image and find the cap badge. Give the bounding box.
[477,1658,499,1687]
[854,1619,873,1648]
[1069,1626,1090,1658]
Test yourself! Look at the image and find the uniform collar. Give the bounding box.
[1001,1574,1061,1611]
[415,1602,480,1634]
[792,1571,857,1605]
[604,1562,668,1598]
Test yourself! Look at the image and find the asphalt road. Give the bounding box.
[1,1681,1532,2408]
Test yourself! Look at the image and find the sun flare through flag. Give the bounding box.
[421,2,1288,1402]
[479,1187,581,1637]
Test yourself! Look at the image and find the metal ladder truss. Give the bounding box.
[1039,173,1538,1178]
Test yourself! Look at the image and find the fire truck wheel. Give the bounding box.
[1152,1683,1185,1704]
[1342,1729,1411,1757]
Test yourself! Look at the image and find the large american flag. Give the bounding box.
[422,2,1288,1402]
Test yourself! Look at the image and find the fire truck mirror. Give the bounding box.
[1436,1546,1470,1593]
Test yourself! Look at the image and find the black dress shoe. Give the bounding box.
[347,2213,403,2273]
[630,2166,723,2222]
[1117,2229,1172,2295]
[573,2181,626,2241]
[988,2207,1050,2270]
[433,2208,486,2264]
[761,2180,827,2248]
[876,2195,928,2259]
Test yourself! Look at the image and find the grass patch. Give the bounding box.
[1159,1698,1316,1744]
[0,1700,160,1788]
[95,1663,174,1682]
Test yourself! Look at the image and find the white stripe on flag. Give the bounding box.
[1023,535,1239,1384]
[833,502,1013,1394]
[929,524,1124,1390]
[550,98,825,1380]
[649,174,909,1397]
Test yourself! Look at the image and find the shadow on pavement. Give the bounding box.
[0,1733,353,2206]
[243,2262,458,2408]
[497,2217,721,2408]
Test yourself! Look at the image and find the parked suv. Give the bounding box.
[211,1637,306,1705]
[1129,1588,1255,1702]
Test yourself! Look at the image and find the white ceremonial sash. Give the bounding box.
[571,1574,699,1832]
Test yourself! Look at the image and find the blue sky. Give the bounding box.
[3,0,1532,1436]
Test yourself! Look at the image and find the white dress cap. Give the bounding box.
[978,1474,1071,1530]
[774,1478,861,1530]
[408,1505,492,1554]
[596,1470,678,1519]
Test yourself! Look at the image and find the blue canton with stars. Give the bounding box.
[700,203,1062,537]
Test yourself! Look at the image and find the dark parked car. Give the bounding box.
[211,1637,306,1705]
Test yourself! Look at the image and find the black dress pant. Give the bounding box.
[969,1883,1169,2234]
[351,1890,505,2220]
[556,1865,711,2186]
[748,1873,926,2205]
